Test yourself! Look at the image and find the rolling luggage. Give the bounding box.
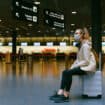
[82,53,102,98]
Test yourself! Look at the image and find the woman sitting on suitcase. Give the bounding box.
[49,28,97,103]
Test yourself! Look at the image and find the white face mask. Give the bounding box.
[74,34,81,41]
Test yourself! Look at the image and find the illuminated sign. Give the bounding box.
[21,42,28,46]
[44,9,65,28]
[46,42,53,46]
[33,42,40,46]
[60,42,66,46]
[12,0,39,23]
[8,42,13,46]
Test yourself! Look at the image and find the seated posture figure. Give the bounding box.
[49,28,97,103]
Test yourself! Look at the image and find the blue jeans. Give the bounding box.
[60,67,87,91]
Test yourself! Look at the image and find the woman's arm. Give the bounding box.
[70,59,78,69]
[70,44,91,69]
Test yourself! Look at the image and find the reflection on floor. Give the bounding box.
[0,59,64,79]
[0,59,105,105]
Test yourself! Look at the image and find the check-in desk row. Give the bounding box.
[0,46,78,62]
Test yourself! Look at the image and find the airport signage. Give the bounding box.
[44,9,65,28]
[12,0,39,23]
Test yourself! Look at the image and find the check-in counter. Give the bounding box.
[0,46,78,61]
[0,46,78,54]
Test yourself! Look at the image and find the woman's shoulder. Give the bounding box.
[82,40,91,48]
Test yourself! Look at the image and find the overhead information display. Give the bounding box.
[44,9,65,28]
[12,0,39,23]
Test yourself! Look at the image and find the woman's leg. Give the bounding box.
[50,67,86,101]
[59,67,86,94]
[57,70,68,95]
[49,70,67,100]
[60,70,69,91]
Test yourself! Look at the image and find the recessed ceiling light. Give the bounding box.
[71,30,74,33]
[71,11,77,14]
[28,24,33,27]
[38,30,41,32]
[34,1,40,5]
[71,24,75,26]
[52,27,56,30]
[5,31,9,33]
[16,27,19,30]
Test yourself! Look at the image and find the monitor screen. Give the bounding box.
[59,42,66,46]
[0,42,3,46]
[21,42,28,46]
[73,42,78,46]
[102,42,105,46]
[33,42,40,46]
[46,42,53,46]
[8,42,13,46]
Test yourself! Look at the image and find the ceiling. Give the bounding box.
[0,0,105,37]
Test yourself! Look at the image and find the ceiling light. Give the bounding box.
[5,31,9,33]
[34,1,40,5]
[38,30,41,32]
[71,24,75,26]
[52,27,56,30]
[28,24,33,27]
[71,11,77,14]
[16,27,19,30]
[70,30,74,33]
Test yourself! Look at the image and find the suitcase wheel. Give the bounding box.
[82,94,102,99]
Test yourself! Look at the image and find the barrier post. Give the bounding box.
[6,52,11,63]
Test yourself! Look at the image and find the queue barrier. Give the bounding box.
[0,53,5,61]
[5,52,11,63]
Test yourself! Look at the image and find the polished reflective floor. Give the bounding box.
[0,58,105,105]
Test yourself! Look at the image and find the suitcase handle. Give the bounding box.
[99,52,101,71]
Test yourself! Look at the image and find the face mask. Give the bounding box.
[74,34,81,41]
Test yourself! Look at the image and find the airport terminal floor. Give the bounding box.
[0,58,105,105]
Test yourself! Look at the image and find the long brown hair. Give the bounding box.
[91,49,99,68]
[83,27,90,40]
